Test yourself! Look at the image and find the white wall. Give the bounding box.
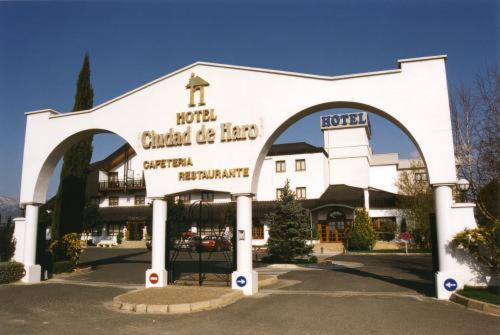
[369,165,398,193]
[256,152,327,201]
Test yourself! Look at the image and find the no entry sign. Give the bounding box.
[149,273,159,284]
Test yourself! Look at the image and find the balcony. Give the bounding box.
[98,178,146,193]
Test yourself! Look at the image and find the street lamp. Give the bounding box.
[457,178,470,202]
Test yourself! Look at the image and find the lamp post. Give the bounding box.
[457,178,470,203]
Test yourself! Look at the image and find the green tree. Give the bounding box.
[51,54,94,240]
[265,180,312,262]
[81,202,103,234]
[395,160,434,248]
[167,197,188,236]
[345,208,377,251]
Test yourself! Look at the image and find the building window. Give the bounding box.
[296,187,307,200]
[177,193,191,203]
[108,172,119,186]
[371,217,397,241]
[231,194,257,201]
[109,196,119,207]
[252,221,264,239]
[134,195,145,205]
[276,188,284,200]
[90,197,100,206]
[415,172,427,182]
[201,191,214,202]
[275,160,286,173]
[295,159,306,171]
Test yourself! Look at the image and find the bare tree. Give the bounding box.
[395,160,434,248]
[451,66,499,224]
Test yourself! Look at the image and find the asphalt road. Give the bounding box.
[0,249,498,335]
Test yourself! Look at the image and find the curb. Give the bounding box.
[113,290,244,314]
[450,292,500,316]
[259,275,279,288]
[112,275,279,314]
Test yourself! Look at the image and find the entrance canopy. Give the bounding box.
[20,55,456,205]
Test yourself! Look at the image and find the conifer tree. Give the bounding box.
[51,54,94,239]
[265,180,313,262]
[345,208,377,251]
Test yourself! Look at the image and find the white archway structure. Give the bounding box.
[17,55,480,298]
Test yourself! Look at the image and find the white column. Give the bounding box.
[13,218,26,263]
[22,204,41,283]
[363,189,370,210]
[145,198,168,287]
[232,194,258,295]
[433,185,459,299]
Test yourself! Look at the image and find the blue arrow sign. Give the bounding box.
[444,278,458,292]
[236,276,247,287]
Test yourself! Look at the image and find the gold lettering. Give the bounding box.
[210,109,217,121]
[141,131,152,149]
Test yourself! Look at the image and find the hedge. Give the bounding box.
[0,262,25,284]
[52,260,75,274]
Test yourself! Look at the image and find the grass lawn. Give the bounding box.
[458,286,500,305]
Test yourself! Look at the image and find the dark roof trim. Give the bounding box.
[267,142,327,157]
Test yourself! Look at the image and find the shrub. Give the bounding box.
[49,233,83,263]
[52,260,75,274]
[452,226,498,273]
[345,208,377,251]
[0,227,16,262]
[116,232,124,244]
[0,262,25,284]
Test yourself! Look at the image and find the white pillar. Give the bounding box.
[145,198,168,287]
[13,218,26,263]
[433,185,460,299]
[232,194,258,295]
[363,189,370,211]
[22,204,41,283]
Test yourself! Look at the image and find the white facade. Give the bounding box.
[88,114,419,247]
[15,56,481,299]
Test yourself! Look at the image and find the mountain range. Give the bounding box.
[0,196,22,223]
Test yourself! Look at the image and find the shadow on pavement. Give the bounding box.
[79,249,150,268]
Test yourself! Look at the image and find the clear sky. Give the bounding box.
[0,0,497,199]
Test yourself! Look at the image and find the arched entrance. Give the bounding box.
[317,207,353,243]
[17,55,479,299]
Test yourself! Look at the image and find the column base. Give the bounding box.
[145,269,168,288]
[435,271,463,300]
[21,264,41,284]
[232,270,258,295]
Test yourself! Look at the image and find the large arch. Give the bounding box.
[16,56,479,299]
[250,101,429,195]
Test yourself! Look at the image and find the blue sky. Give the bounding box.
[0,0,497,199]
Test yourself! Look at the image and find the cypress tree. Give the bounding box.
[51,54,94,240]
[265,180,313,262]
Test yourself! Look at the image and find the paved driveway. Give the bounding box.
[0,250,498,335]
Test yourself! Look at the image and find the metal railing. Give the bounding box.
[98,178,146,192]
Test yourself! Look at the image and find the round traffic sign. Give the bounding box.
[236,276,247,287]
[149,273,159,284]
[444,278,458,292]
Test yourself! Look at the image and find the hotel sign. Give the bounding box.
[320,112,369,130]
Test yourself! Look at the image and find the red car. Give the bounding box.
[200,236,232,251]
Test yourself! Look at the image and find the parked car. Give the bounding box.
[200,236,232,251]
[173,232,201,251]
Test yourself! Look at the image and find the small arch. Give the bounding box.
[32,128,143,204]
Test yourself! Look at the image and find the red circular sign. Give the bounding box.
[149,273,159,284]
